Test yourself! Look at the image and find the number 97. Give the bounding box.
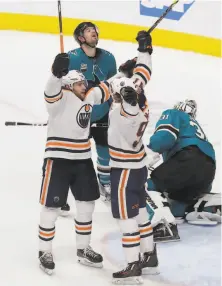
[133,121,148,148]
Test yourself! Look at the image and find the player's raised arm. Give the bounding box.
[44,53,69,108]
[133,31,153,88]
[86,73,123,105]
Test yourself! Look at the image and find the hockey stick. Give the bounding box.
[5,121,47,126]
[147,0,179,33]
[58,0,64,52]
[5,2,64,128]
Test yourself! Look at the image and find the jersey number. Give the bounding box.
[190,120,207,141]
[133,121,148,148]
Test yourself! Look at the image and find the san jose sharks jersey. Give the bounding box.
[148,109,215,162]
[68,47,117,123]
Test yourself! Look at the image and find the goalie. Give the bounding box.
[145,100,220,242]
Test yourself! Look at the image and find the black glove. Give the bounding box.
[52,53,69,78]
[118,57,137,78]
[120,86,138,106]
[136,31,153,55]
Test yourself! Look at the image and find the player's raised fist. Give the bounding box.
[52,53,69,78]
[120,86,138,106]
[136,31,153,55]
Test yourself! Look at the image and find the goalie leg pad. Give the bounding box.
[185,193,221,226]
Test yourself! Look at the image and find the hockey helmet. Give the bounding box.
[62,70,88,90]
[74,22,99,45]
[110,77,137,96]
[174,99,197,119]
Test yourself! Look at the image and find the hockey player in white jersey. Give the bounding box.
[108,31,159,285]
[38,53,116,274]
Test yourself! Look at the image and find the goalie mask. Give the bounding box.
[174,99,197,119]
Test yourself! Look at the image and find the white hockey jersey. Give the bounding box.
[44,75,110,160]
[108,51,151,169]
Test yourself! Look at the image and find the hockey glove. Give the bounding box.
[120,86,138,106]
[136,31,153,55]
[52,53,69,78]
[118,57,137,78]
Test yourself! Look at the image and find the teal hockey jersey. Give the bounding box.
[148,109,215,162]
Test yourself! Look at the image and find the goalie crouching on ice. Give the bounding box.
[145,99,220,242]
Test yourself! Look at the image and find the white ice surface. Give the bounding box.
[0,31,221,286]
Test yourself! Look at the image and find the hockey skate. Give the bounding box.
[77,245,103,268]
[140,244,159,275]
[153,220,180,242]
[112,261,143,285]
[39,251,55,275]
[60,203,70,217]
[99,183,111,202]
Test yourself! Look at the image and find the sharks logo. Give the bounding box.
[76,104,92,128]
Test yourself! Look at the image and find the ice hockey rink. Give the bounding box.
[0,31,221,286]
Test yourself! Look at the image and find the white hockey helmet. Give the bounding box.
[62,70,88,90]
[109,77,136,97]
[174,99,197,119]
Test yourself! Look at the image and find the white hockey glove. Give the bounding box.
[186,193,221,226]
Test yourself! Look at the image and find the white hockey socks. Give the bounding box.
[118,218,140,263]
[136,207,154,253]
[39,206,60,252]
[75,200,95,249]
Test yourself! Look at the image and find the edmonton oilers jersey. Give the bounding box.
[68,47,117,123]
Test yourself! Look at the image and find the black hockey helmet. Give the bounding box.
[73,22,99,45]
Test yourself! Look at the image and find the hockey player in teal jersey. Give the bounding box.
[145,100,219,242]
[60,22,117,213]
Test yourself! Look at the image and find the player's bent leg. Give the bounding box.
[75,200,103,268]
[111,168,145,284]
[38,158,70,274]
